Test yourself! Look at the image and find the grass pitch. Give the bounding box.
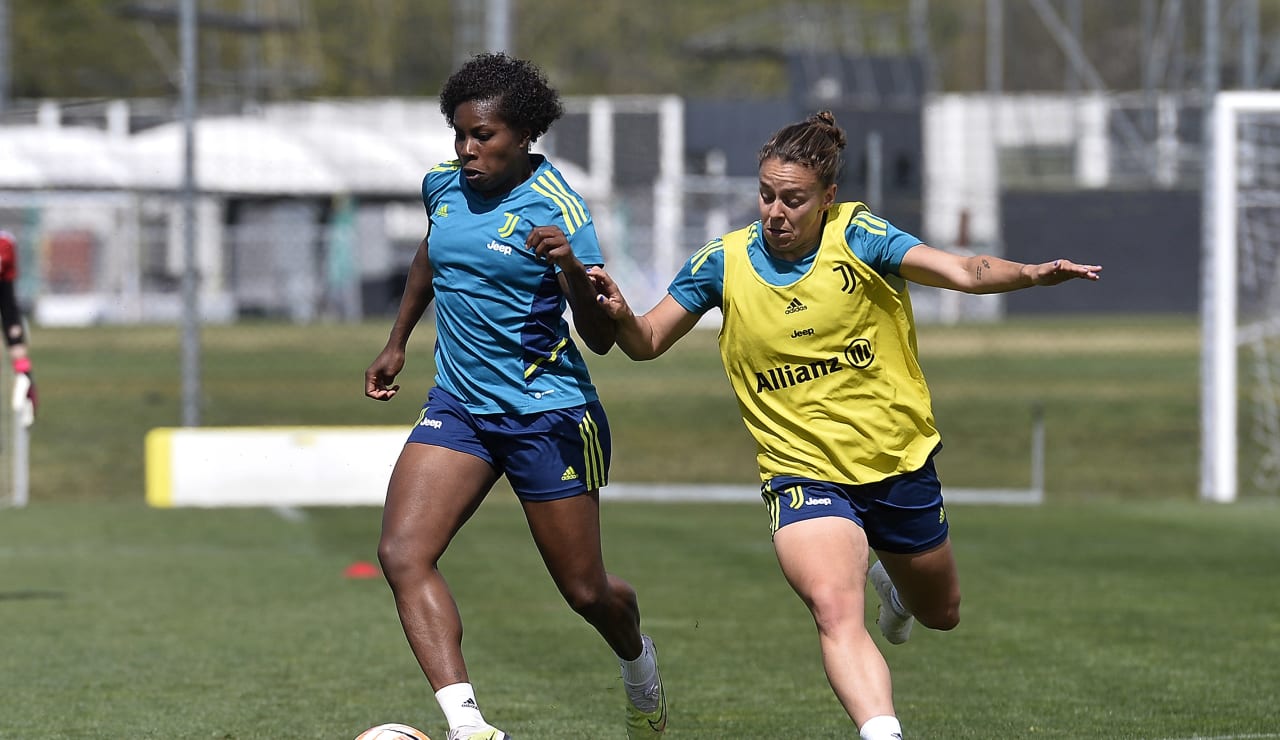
[1,497,1277,738]
[3,314,1276,737]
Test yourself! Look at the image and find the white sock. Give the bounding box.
[860,714,903,740]
[618,638,656,688]
[619,637,659,712]
[435,682,486,731]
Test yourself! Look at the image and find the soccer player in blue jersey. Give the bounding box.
[590,111,1100,739]
[364,53,665,740]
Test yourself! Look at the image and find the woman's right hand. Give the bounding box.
[587,267,634,321]
[365,347,405,401]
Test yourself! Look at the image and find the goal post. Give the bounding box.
[0,360,30,508]
[1203,91,1280,502]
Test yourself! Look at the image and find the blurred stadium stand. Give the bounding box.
[0,87,1209,327]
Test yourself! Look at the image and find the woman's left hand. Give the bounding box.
[1027,259,1102,286]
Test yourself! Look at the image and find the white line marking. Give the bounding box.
[1162,727,1280,732]
[270,505,307,522]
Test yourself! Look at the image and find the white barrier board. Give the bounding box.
[146,426,406,507]
[145,426,1044,508]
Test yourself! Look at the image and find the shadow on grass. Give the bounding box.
[0,589,67,601]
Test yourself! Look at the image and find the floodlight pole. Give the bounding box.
[180,0,201,426]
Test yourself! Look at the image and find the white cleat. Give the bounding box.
[869,560,914,645]
[625,635,667,738]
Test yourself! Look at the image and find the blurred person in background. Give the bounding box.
[589,111,1100,739]
[0,230,36,427]
[363,53,665,740]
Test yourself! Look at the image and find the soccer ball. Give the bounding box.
[354,723,431,740]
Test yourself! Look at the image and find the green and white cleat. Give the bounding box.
[869,560,914,645]
[625,635,667,738]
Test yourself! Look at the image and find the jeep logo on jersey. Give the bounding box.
[845,338,874,368]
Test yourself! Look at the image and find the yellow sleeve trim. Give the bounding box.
[852,212,888,236]
[690,238,724,275]
[531,172,588,234]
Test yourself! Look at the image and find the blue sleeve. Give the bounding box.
[568,221,604,268]
[667,239,724,315]
[844,211,923,276]
[422,163,456,230]
[537,160,603,269]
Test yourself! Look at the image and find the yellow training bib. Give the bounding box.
[718,202,940,484]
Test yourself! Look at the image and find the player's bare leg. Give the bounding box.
[378,442,501,736]
[523,493,666,737]
[874,539,961,632]
[521,491,642,655]
[772,516,896,729]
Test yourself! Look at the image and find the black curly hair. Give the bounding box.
[439,53,564,143]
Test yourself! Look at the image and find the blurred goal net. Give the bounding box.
[1203,92,1280,501]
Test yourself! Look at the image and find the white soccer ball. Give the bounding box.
[354,723,432,740]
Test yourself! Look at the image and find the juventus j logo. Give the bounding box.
[833,264,856,294]
[498,212,519,238]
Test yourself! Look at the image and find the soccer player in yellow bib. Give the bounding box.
[589,111,1101,739]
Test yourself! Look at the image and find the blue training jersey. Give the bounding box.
[422,154,604,414]
[668,206,922,314]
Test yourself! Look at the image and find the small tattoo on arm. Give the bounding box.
[976,258,991,281]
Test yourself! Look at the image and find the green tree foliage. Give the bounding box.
[11,0,169,98]
[6,0,1279,103]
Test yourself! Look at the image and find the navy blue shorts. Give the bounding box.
[762,456,949,554]
[406,387,611,502]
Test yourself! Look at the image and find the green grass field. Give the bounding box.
[2,498,1277,738]
[3,316,1278,738]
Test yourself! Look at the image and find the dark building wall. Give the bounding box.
[683,99,797,178]
[1001,189,1200,314]
[828,103,923,237]
[683,99,924,237]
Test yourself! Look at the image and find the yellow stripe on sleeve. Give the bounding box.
[531,173,587,234]
[538,172,588,227]
[690,239,724,275]
[858,211,887,229]
[852,213,888,236]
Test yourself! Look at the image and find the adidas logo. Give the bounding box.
[461,698,478,710]
[561,466,579,481]
[784,297,807,314]
[434,204,449,218]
